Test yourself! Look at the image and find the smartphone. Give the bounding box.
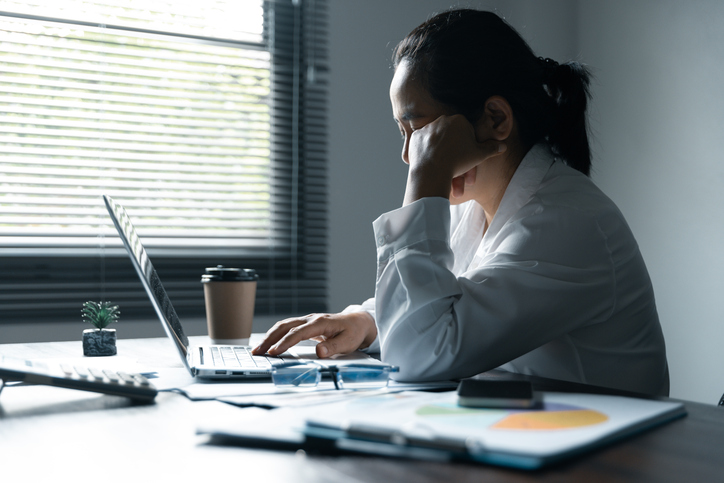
[457,379,541,409]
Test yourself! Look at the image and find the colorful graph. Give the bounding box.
[415,402,608,431]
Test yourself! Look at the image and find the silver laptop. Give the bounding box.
[103,194,379,379]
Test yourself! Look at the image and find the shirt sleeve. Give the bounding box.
[372,197,616,382]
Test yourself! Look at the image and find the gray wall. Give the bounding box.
[327,0,724,404]
[578,0,724,404]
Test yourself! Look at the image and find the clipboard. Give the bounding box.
[301,391,687,469]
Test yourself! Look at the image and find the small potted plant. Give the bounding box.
[82,301,120,356]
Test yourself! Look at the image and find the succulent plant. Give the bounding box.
[81,301,120,330]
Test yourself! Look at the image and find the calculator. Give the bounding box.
[0,356,157,403]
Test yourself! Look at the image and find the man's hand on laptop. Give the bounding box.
[251,312,377,359]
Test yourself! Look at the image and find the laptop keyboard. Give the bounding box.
[210,346,285,369]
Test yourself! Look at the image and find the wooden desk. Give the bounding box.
[1,337,722,482]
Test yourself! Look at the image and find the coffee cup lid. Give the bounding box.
[201,265,258,282]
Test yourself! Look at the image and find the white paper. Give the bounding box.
[304,391,686,459]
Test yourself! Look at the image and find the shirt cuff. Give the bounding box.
[360,336,381,354]
[372,197,451,260]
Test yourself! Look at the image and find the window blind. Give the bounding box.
[0,0,328,323]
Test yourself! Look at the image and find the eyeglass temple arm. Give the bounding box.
[325,366,341,390]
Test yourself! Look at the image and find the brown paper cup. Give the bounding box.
[201,266,258,345]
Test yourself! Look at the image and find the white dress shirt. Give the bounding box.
[348,144,669,396]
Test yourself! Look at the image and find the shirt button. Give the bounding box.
[377,235,387,247]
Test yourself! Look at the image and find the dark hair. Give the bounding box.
[393,9,593,176]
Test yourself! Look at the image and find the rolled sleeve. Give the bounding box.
[373,197,451,262]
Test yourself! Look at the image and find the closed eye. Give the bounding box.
[394,119,405,140]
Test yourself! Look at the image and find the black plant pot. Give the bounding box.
[82,328,117,356]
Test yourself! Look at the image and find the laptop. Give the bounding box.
[103,194,380,379]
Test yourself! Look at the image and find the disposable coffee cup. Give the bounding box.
[201,265,258,346]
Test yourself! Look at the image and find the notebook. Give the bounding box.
[103,194,380,379]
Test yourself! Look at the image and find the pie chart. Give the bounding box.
[415,402,608,431]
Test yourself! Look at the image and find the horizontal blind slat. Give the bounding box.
[0,157,271,175]
[0,0,265,43]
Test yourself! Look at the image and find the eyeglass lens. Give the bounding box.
[271,365,322,388]
[335,366,393,389]
[271,365,394,390]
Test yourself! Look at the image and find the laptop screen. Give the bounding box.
[103,195,191,365]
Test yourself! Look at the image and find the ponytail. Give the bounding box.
[540,58,593,176]
[394,9,594,176]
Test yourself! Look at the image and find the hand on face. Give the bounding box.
[404,114,506,204]
[251,311,377,359]
[391,61,512,206]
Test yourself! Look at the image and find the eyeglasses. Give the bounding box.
[270,362,399,390]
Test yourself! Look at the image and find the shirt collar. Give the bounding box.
[479,143,555,251]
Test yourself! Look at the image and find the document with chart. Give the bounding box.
[302,391,686,469]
